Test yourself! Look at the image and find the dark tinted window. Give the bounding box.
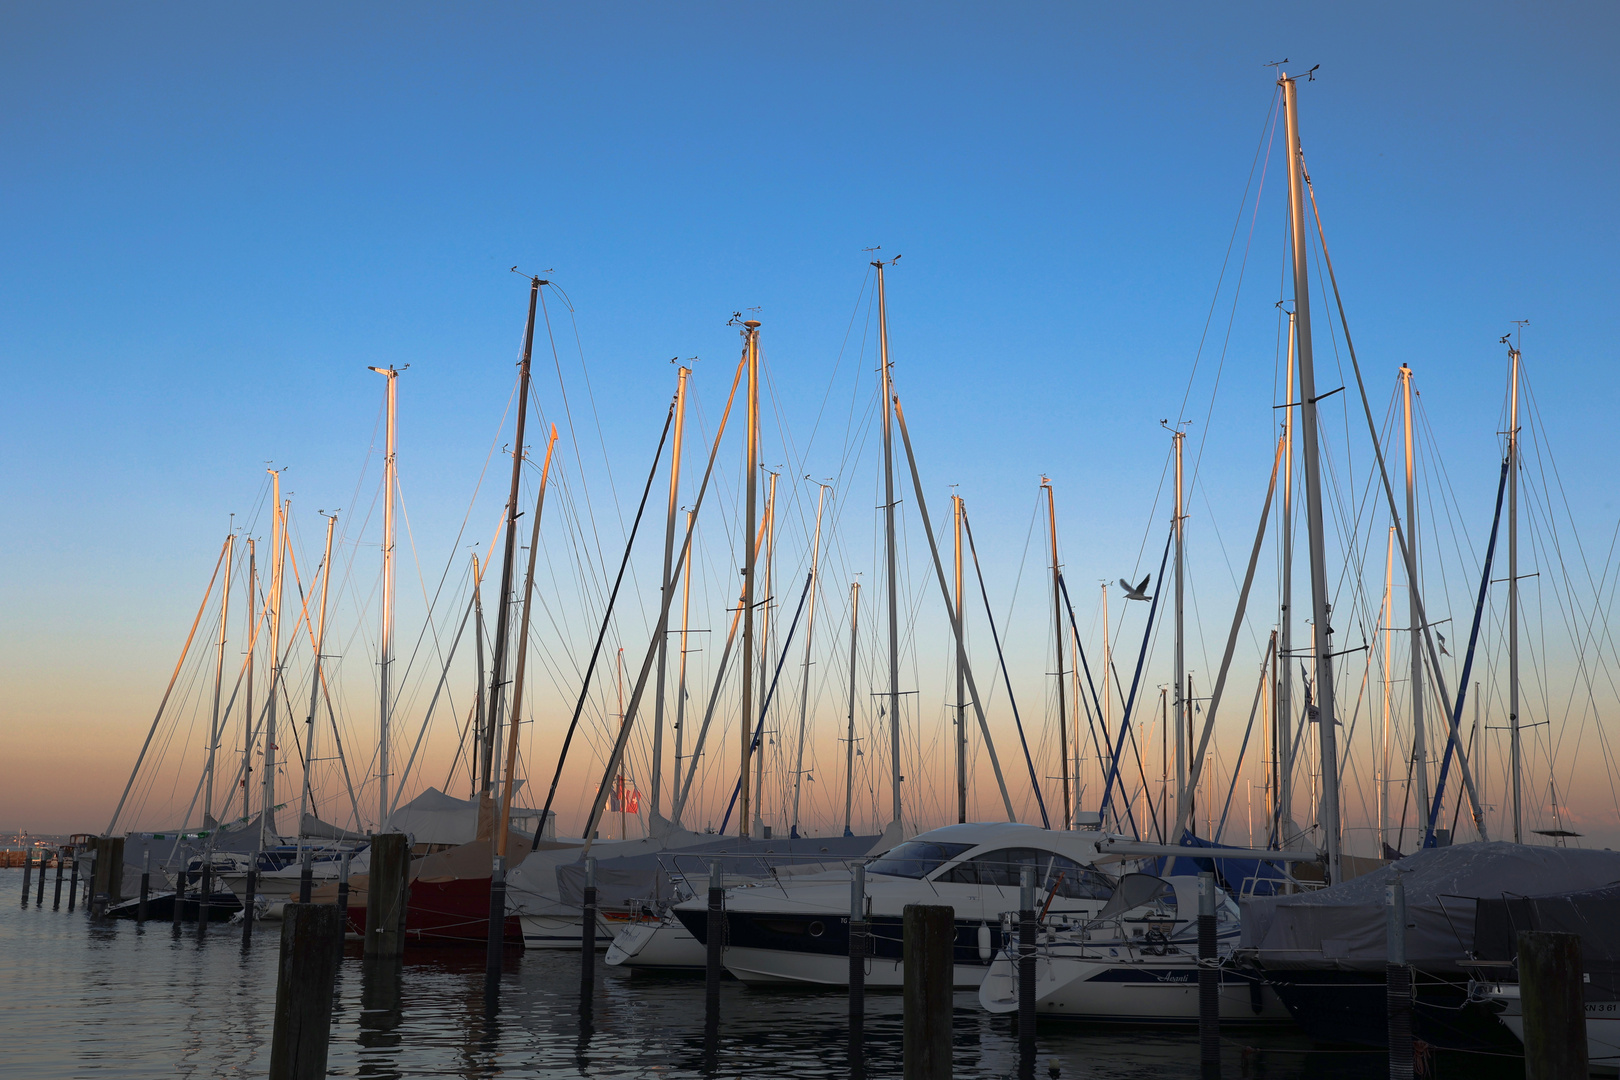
[940,849,1115,899]
[866,840,976,879]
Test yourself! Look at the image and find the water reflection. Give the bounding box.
[0,870,1528,1080]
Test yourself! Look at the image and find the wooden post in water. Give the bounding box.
[336,853,352,935]
[1197,871,1220,1078]
[67,852,79,911]
[241,867,257,945]
[364,832,409,960]
[580,857,597,1003]
[1386,879,1412,1080]
[1017,866,1036,1046]
[1519,930,1587,1079]
[36,853,46,905]
[902,903,954,1080]
[198,860,212,932]
[849,863,867,1026]
[20,851,32,906]
[52,852,65,909]
[268,902,343,1080]
[705,860,723,1026]
[138,850,151,922]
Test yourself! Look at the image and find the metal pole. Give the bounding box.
[298,514,337,904]
[753,471,778,837]
[652,367,689,820]
[370,368,400,828]
[954,494,968,823]
[205,535,235,825]
[1173,429,1187,837]
[1507,345,1522,842]
[792,482,830,837]
[673,508,694,818]
[740,321,760,838]
[844,582,861,837]
[1400,365,1431,842]
[875,261,902,829]
[1279,310,1296,843]
[1045,482,1069,828]
[1281,72,1342,882]
[484,278,539,801]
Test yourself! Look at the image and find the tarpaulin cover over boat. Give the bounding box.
[1474,883,1620,1000]
[554,833,881,909]
[1241,842,1620,972]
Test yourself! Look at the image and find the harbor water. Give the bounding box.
[3,869,1522,1078]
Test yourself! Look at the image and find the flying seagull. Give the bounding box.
[1119,574,1153,601]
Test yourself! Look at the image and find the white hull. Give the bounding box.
[519,911,614,950]
[606,920,706,970]
[979,947,1288,1023]
[723,945,987,989]
[1484,984,1620,1071]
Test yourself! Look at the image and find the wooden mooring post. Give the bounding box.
[52,852,65,909]
[138,850,151,922]
[364,832,410,961]
[35,854,46,905]
[1017,866,1036,1047]
[241,866,257,945]
[67,852,79,911]
[268,902,343,1080]
[21,851,33,906]
[902,903,954,1080]
[1519,930,1587,1079]
[580,857,597,1004]
[704,860,723,1028]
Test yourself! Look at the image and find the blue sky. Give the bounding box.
[3,3,1617,839]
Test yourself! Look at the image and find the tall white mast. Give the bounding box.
[1507,341,1522,842]
[953,493,968,824]
[243,540,257,823]
[204,533,234,826]
[651,365,690,821]
[1045,481,1070,829]
[370,365,401,828]
[791,481,831,837]
[843,581,861,837]
[1281,71,1343,881]
[297,513,336,882]
[753,469,779,836]
[261,474,286,851]
[673,508,694,812]
[739,320,760,838]
[1172,427,1187,836]
[875,259,902,831]
[1278,307,1297,844]
[1399,364,1431,840]
[1380,525,1394,856]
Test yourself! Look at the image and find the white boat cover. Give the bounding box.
[382,786,551,847]
[1242,841,1620,972]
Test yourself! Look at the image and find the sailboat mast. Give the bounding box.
[1399,364,1430,838]
[875,260,902,830]
[261,473,286,850]
[1279,308,1296,842]
[1281,71,1343,881]
[471,553,486,795]
[243,540,257,823]
[297,513,337,873]
[1044,481,1070,829]
[844,581,861,837]
[618,648,627,839]
[373,366,401,827]
[204,533,234,825]
[485,279,540,802]
[739,320,760,838]
[1103,583,1112,819]
[1507,342,1522,842]
[652,366,690,821]
[1380,525,1394,856]
[791,482,830,838]
[753,470,779,836]
[1172,428,1187,836]
[954,494,968,824]
[673,508,694,809]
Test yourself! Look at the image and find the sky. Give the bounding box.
[3,3,1618,851]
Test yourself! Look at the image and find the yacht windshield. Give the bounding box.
[866,841,976,879]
